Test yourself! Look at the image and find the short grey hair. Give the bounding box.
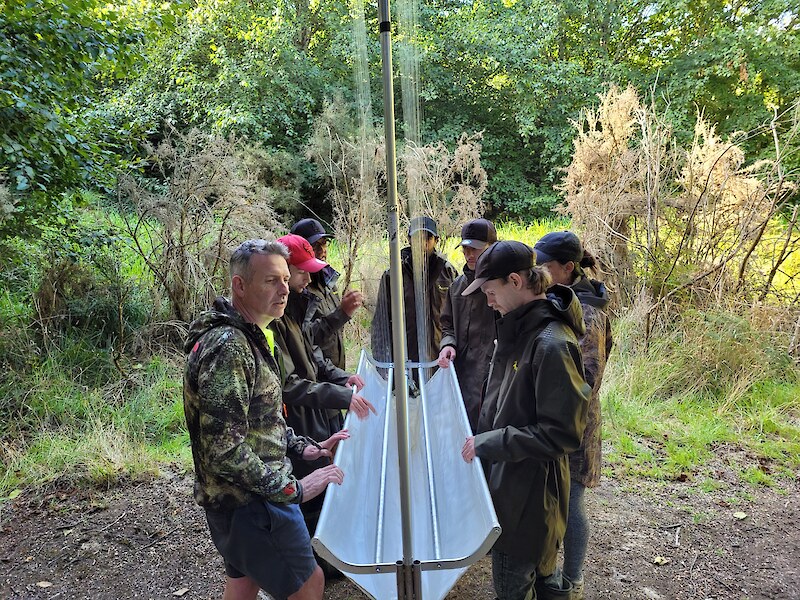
[230,239,289,282]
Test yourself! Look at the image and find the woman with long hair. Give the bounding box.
[535,231,614,600]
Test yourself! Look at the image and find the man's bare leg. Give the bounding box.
[222,575,260,600]
[288,565,325,600]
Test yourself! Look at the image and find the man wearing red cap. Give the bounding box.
[271,234,376,576]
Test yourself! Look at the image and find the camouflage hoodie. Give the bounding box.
[569,276,613,488]
[183,297,310,510]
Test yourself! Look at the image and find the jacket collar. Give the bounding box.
[571,276,610,309]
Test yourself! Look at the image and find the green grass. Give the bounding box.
[0,347,189,497]
[601,308,800,490]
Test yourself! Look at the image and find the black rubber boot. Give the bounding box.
[533,576,573,600]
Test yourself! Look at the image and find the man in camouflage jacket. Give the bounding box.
[183,239,347,600]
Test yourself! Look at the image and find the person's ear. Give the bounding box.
[508,272,523,288]
[231,274,245,297]
[565,261,576,275]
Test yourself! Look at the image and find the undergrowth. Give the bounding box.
[602,300,800,490]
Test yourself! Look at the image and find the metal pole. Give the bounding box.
[377,0,415,576]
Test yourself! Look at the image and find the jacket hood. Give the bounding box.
[184,297,250,353]
[571,276,610,309]
[546,283,586,337]
[311,265,340,290]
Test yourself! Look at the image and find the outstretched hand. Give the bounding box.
[299,465,344,502]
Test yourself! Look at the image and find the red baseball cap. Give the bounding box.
[277,234,328,273]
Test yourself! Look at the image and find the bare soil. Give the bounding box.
[1,464,798,600]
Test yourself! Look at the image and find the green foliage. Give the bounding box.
[501,186,561,220]
[0,0,179,239]
[0,347,187,495]
[111,0,353,153]
[242,146,316,222]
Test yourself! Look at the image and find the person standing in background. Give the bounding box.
[437,218,499,432]
[535,231,613,600]
[371,216,457,365]
[290,218,364,370]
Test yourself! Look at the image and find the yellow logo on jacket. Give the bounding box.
[512,361,517,371]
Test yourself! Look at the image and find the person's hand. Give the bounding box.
[301,430,350,461]
[341,290,364,317]
[349,392,377,419]
[346,374,366,390]
[461,436,476,463]
[299,465,344,502]
[437,346,456,368]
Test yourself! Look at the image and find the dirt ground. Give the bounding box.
[0,463,798,600]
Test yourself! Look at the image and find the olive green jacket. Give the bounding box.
[475,285,590,566]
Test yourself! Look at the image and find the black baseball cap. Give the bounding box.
[456,218,498,249]
[461,240,535,295]
[408,215,438,237]
[291,218,332,245]
[534,231,583,264]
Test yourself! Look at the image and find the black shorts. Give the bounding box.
[205,500,316,599]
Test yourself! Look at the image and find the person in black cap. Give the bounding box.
[460,240,590,600]
[534,231,613,600]
[437,218,499,432]
[370,215,457,365]
[290,218,364,370]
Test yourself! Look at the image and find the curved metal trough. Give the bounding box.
[312,351,501,600]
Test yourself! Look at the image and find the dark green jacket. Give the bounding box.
[440,265,498,432]
[474,285,590,566]
[303,266,351,370]
[183,297,309,511]
[272,289,353,480]
[371,246,457,363]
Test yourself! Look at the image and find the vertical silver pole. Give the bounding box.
[377,0,415,575]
